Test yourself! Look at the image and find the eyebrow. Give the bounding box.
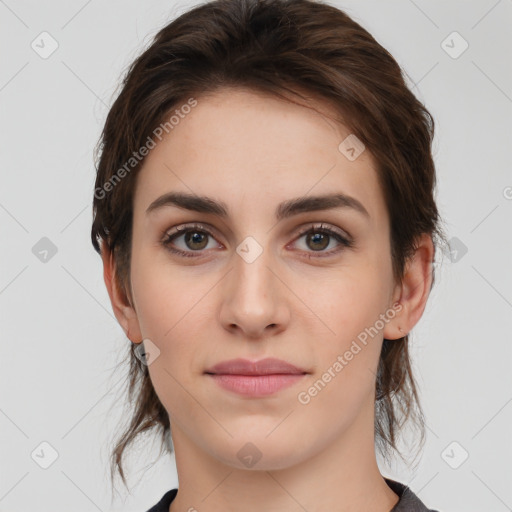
[146,191,370,221]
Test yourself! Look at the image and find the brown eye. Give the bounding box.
[161,222,353,259]
[291,224,354,258]
[182,230,209,250]
[162,223,220,258]
[305,231,330,251]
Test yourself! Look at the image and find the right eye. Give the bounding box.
[161,223,222,258]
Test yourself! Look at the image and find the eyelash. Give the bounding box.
[161,222,354,259]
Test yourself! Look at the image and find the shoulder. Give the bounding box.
[385,478,441,512]
[145,488,178,512]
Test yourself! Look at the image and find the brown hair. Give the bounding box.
[91,0,448,491]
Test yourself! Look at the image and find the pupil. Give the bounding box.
[186,231,207,250]
[309,232,328,250]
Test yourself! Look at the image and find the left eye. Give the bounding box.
[161,223,353,258]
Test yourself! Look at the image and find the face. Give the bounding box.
[122,88,404,470]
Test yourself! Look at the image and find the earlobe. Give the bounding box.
[383,233,435,341]
[383,300,407,341]
[100,241,143,344]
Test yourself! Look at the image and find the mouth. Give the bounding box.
[206,373,307,397]
[204,357,308,397]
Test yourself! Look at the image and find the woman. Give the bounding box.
[91,0,447,510]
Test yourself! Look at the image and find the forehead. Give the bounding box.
[134,88,388,228]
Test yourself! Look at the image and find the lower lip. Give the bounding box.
[207,373,306,397]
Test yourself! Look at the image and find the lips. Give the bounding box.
[205,357,307,376]
[205,357,308,397]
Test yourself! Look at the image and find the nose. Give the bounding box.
[218,244,290,339]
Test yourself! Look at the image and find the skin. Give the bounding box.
[102,87,434,512]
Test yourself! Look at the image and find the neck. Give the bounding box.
[168,400,399,512]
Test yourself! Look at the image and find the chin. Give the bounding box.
[211,435,308,471]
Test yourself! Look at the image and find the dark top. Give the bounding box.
[145,477,440,511]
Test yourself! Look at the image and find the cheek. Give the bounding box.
[319,266,389,340]
[130,246,212,368]
[131,245,193,338]
[310,270,388,393]
[131,257,208,423]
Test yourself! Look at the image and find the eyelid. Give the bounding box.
[162,221,351,241]
[162,222,222,242]
[292,222,352,242]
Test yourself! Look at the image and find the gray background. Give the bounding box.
[1,0,511,511]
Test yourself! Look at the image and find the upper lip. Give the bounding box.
[205,357,307,375]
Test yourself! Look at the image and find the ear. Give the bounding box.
[101,241,143,344]
[383,233,435,340]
